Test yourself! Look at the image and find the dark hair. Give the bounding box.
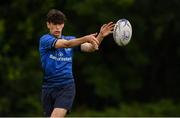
[46,9,66,24]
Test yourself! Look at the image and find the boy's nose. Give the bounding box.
[56,25,60,29]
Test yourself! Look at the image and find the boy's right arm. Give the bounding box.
[55,33,99,49]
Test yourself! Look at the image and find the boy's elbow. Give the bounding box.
[83,47,98,52]
[81,43,99,52]
[89,48,98,52]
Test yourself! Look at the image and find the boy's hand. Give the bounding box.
[99,22,115,38]
[84,33,99,50]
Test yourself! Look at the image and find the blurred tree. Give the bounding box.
[0,0,180,116]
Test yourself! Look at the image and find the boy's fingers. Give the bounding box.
[91,40,99,50]
[93,37,99,45]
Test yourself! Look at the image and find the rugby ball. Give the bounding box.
[113,19,132,46]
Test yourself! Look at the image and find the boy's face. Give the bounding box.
[47,22,64,38]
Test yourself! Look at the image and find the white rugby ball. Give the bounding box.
[113,19,132,46]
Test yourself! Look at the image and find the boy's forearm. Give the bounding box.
[68,37,87,47]
[55,37,87,48]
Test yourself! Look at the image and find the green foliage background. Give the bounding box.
[0,0,180,116]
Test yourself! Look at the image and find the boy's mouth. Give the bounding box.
[54,31,60,34]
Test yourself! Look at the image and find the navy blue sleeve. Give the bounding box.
[40,34,57,50]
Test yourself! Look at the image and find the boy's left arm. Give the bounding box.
[80,22,114,52]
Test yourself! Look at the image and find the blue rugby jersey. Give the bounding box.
[39,34,76,88]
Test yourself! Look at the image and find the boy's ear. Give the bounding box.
[46,22,50,28]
